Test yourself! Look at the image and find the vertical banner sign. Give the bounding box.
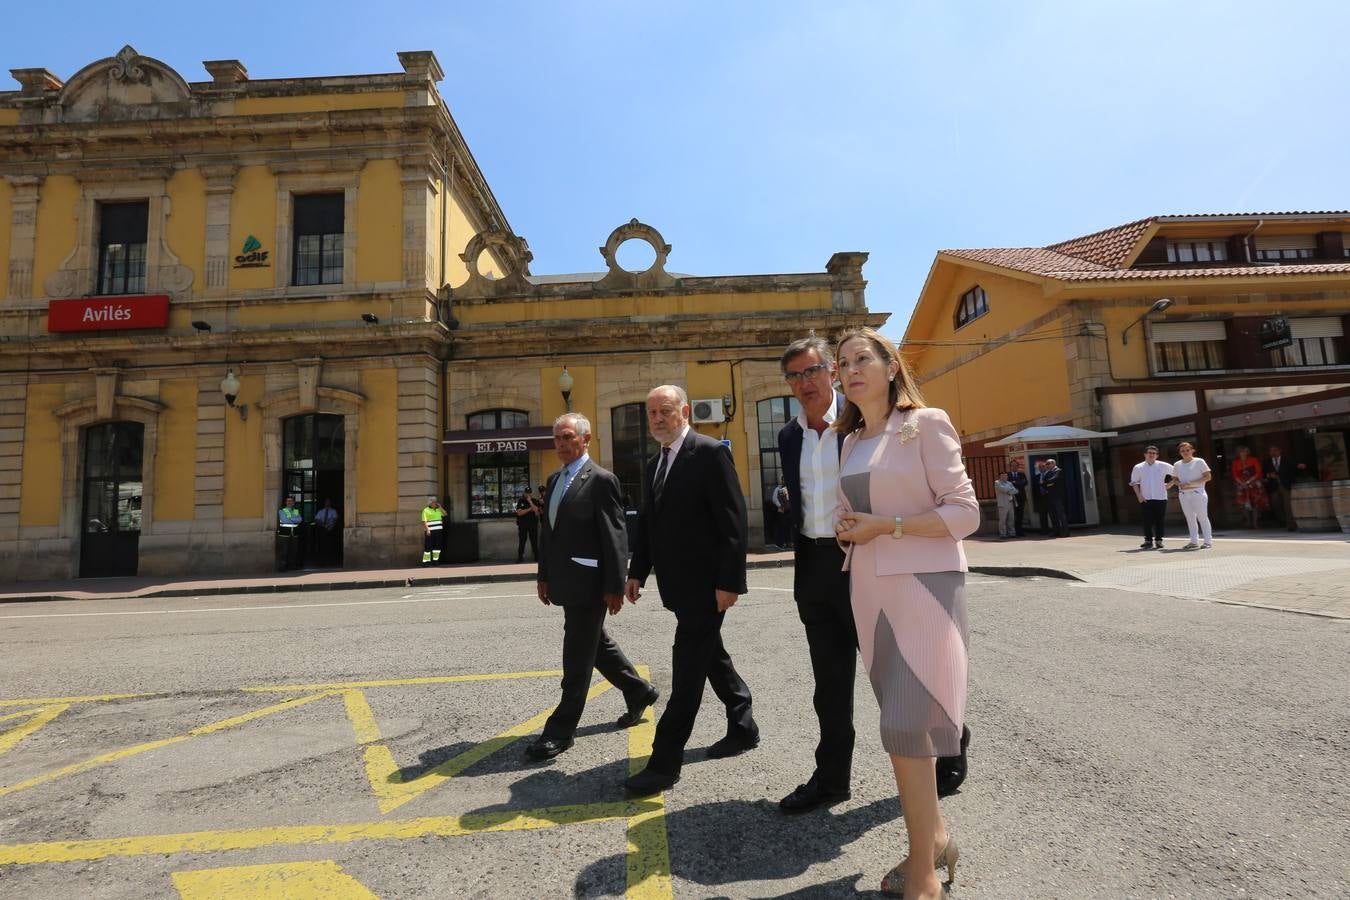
[47,295,171,333]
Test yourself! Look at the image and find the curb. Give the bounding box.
[0,557,1075,604]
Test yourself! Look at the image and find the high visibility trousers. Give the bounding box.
[423,529,442,563]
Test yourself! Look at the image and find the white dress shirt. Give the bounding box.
[796,403,840,539]
[1130,459,1175,501]
[654,425,691,485]
[1171,457,1210,493]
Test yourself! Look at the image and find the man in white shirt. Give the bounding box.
[1130,446,1175,550]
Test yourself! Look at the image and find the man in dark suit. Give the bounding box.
[1007,459,1029,537]
[1264,445,1300,531]
[1042,457,1069,537]
[623,385,757,795]
[776,335,855,812]
[526,413,658,761]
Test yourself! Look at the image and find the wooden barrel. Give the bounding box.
[1291,482,1338,532]
[1333,480,1350,534]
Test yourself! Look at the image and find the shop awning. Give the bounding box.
[986,425,1119,447]
[442,426,555,454]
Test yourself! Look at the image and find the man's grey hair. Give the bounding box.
[648,384,689,406]
[553,412,592,436]
[780,333,834,373]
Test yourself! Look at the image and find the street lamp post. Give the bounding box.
[558,367,574,412]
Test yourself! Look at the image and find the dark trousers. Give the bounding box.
[1141,499,1167,542]
[517,525,538,562]
[794,537,857,792]
[543,600,648,740]
[1047,492,1068,536]
[1035,495,1050,534]
[1013,499,1026,536]
[647,609,755,774]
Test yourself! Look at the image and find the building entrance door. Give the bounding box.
[282,414,345,568]
[79,422,144,578]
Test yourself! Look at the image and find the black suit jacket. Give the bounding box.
[538,459,628,607]
[776,393,846,536]
[628,429,748,613]
[1265,456,1296,489]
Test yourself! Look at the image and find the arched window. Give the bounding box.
[954,285,989,329]
[611,403,659,510]
[757,396,800,538]
[467,409,530,517]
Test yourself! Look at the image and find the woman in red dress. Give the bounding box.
[1230,445,1268,529]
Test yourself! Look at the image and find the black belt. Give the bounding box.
[796,534,838,546]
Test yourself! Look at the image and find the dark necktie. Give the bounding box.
[652,446,671,505]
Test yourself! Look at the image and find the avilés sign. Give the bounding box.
[47,295,170,333]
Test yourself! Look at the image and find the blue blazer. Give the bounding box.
[776,392,846,536]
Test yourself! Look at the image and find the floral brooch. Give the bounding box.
[898,419,920,445]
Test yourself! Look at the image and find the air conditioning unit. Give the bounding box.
[691,398,726,424]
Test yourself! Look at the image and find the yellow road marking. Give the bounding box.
[0,704,69,757]
[0,707,44,724]
[0,692,155,707]
[172,860,379,899]
[0,800,653,865]
[342,681,618,815]
[624,666,673,900]
[0,692,335,799]
[245,671,564,693]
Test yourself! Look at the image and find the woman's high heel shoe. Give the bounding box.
[878,836,960,895]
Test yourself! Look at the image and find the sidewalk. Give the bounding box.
[3,528,1347,617]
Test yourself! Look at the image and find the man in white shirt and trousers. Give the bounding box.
[1130,446,1175,550]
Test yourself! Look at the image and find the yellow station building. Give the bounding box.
[905,213,1350,529]
[0,47,882,581]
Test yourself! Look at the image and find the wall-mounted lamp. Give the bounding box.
[220,369,248,421]
[191,320,212,333]
[361,313,379,325]
[558,366,575,412]
[1121,297,1174,345]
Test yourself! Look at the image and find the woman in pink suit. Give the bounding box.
[832,327,980,899]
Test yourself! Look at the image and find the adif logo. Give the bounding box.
[234,234,270,268]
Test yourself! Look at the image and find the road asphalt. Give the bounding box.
[1,567,1347,898]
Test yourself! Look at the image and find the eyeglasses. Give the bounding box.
[784,363,829,384]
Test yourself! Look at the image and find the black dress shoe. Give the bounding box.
[616,686,660,728]
[779,777,850,813]
[624,766,679,796]
[705,730,760,759]
[936,726,971,797]
[524,736,573,760]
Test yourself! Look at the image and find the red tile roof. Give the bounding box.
[1044,217,1154,268]
[941,212,1350,283]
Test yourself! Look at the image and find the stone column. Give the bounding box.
[401,158,441,295]
[202,166,237,294]
[6,176,42,300]
[396,358,440,518]
[195,375,226,525]
[0,383,25,560]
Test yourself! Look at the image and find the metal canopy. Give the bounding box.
[986,425,1119,447]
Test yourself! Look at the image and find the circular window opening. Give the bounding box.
[615,238,658,274]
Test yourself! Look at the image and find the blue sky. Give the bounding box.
[5,1,1348,335]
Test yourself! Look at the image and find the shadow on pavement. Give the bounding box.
[571,795,897,895]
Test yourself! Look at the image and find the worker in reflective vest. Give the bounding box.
[278,496,303,570]
[421,497,444,566]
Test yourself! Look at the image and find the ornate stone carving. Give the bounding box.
[454,230,535,298]
[596,219,677,290]
[43,269,79,298]
[58,45,193,123]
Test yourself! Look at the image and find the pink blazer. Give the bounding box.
[837,407,980,576]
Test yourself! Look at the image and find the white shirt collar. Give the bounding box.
[564,452,590,478]
[662,424,691,456]
[796,397,837,432]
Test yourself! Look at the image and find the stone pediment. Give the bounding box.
[59,46,194,122]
